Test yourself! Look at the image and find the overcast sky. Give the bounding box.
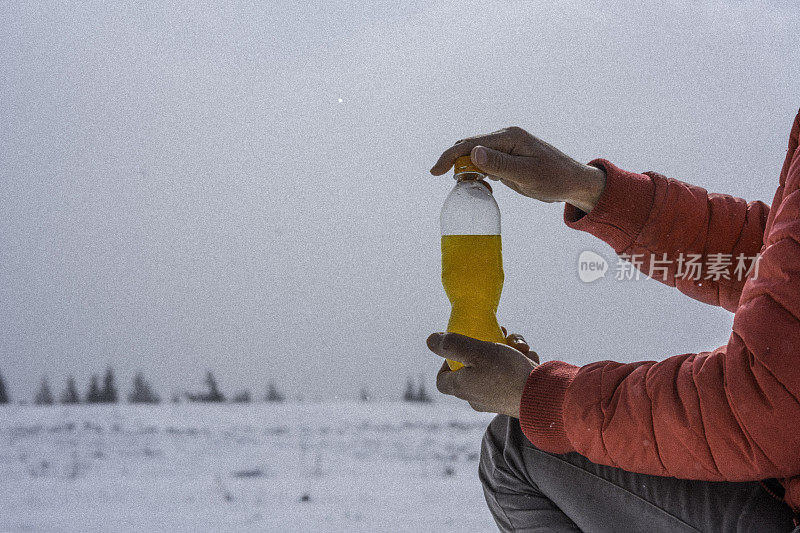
[1,0,799,402]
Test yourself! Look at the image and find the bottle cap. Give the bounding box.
[453,155,484,176]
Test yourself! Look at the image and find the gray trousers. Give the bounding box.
[479,415,798,532]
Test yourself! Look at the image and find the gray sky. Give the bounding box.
[1,0,799,402]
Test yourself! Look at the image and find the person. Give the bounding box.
[427,113,800,532]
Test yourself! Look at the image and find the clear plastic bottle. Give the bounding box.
[440,155,505,370]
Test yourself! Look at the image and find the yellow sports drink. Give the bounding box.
[440,156,505,370]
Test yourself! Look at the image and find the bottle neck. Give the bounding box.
[455,172,492,193]
[454,170,484,180]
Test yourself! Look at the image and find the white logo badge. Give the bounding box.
[578,251,608,283]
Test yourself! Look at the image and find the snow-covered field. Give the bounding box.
[0,402,497,532]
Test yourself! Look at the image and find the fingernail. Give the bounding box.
[426,333,443,351]
[472,146,487,165]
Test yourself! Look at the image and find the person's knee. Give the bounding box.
[482,414,529,457]
[480,415,508,492]
[480,414,556,520]
[480,415,529,488]
[481,415,512,464]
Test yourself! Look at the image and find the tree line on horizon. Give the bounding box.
[0,369,288,406]
[0,369,434,406]
[402,375,432,403]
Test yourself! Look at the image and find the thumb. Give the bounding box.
[471,145,527,179]
[426,332,491,366]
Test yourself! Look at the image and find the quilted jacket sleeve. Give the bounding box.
[519,112,800,483]
[566,159,769,312]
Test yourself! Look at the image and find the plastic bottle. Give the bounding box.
[440,155,505,370]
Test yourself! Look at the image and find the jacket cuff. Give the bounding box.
[564,159,656,252]
[518,360,580,454]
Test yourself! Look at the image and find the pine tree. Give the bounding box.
[128,372,160,404]
[232,390,251,403]
[204,371,224,402]
[101,367,118,403]
[403,376,415,402]
[0,370,9,404]
[186,371,226,402]
[60,376,80,404]
[265,380,284,403]
[34,377,54,406]
[86,374,102,403]
[359,386,372,402]
[416,375,432,403]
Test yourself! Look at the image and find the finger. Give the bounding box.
[468,401,490,412]
[427,332,494,366]
[436,360,450,380]
[506,333,530,355]
[500,178,526,196]
[429,130,513,176]
[471,145,529,180]
[501,326,507,337]
[436,365,463,396]
[528,350,541,365]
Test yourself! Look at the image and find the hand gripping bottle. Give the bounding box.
[440,155,505,370]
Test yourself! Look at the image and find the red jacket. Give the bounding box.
[519,109,800,513]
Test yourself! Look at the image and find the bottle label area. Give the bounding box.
[441,234,505,370]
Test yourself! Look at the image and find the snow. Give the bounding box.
[0,402,498,532]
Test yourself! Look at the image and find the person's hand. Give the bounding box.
[430,126,606,213]
[427,329,539,418]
